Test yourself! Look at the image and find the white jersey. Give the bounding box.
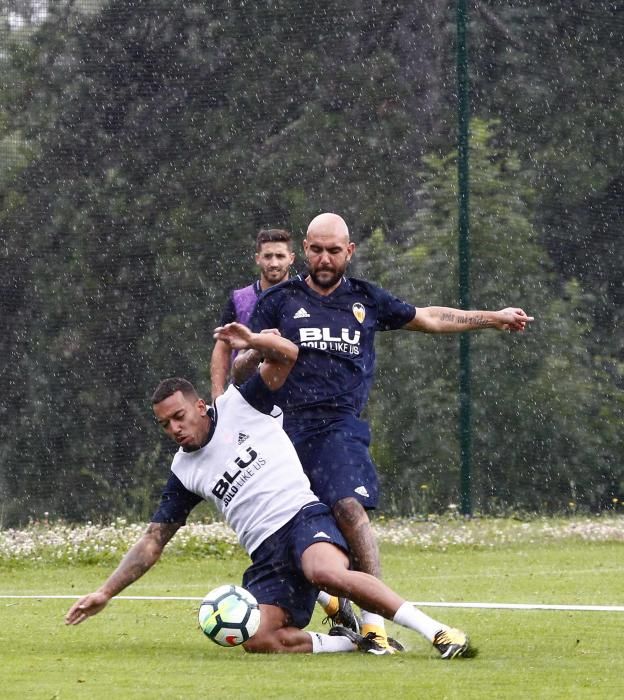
[170,384,318,554]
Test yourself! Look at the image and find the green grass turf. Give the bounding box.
[1,541,622,699]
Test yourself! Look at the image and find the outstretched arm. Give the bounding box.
[214,323,298,391]
[404,306,534,333]
[64,522,181,625]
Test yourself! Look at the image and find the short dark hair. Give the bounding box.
[255,228,292,252]
[151,377,198,405]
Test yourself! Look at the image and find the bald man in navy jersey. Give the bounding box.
[234,212,534,650]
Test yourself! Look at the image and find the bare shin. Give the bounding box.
[332,497,381,578]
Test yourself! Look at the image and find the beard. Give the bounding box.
[263,268,289,283]
[307,265,345,289]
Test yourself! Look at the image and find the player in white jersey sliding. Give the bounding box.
[65,323,470,658]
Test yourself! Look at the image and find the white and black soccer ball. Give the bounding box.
[198,584,261,647]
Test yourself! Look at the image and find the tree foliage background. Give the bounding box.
[0,0,621,525]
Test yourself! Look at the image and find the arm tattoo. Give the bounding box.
[102,522,180,596]
[440,312,490,327]
[145,522,180,547]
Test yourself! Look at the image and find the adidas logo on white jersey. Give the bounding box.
[354,486,370,498]
[237,432,249,445]
[293,307,311,319]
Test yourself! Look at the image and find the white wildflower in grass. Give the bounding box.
[0,519,239,564]
[1,515,623,564]
[371,515,624,548]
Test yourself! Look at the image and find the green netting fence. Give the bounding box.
[1,1,622,526]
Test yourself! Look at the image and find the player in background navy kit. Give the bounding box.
[209,228,294,401]
[235,212,534,652]
[65,323,472,659]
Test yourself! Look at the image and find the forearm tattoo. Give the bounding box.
[440,312,490,327]
[105,523,178,594]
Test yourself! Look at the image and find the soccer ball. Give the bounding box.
[198,584,261,647]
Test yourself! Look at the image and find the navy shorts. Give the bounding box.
[289,416,379,510]
[242,502,348,629]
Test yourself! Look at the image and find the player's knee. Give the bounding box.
[307,565,348,594]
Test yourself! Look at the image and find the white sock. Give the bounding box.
[307,631,358,653]
[316,591,333,608]
[392,602,445,642]
[360,610,386,631]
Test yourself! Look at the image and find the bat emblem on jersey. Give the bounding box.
[352,303,365,324]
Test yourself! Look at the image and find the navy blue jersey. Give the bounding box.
[248,276,416,426]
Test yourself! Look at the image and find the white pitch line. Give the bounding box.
[410,601,624,612]
[0,595,201,601]
[1,595,624,612]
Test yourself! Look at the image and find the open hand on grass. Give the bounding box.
[65,590,110,625]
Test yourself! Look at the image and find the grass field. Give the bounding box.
[1,520,623,699]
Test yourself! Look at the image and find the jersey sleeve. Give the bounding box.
[237,372,280,415]
[247,292,277,333]
[219,294,237,326]
[151,472,203,524]
[372,284,416,330]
